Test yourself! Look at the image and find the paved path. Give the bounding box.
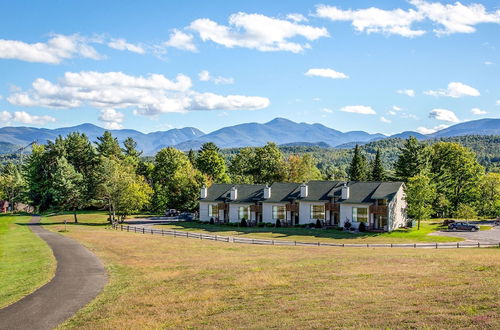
[430,225,500,244]
[0,217,107,330]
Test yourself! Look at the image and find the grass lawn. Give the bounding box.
[41,213,499,329]
[153,220,463,243]
[0,214,56,308]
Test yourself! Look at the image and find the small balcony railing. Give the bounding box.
[369,205,388,215]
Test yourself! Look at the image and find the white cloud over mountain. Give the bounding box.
[0,110,56,125]
[416,124,450,134]
[471,108,487,115]
[7,71,269,116]
[425,82,480,98]
[305,68,348,79]
[189,12,329,53]
[340,105,376,115]
[429,108,460,122]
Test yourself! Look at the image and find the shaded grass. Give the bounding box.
[0,214,56,308]
[40,217,499,329]
[154,220,462,243]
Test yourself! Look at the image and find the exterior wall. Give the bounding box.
[199,202,218,221]
[262,203,287,222]
[388,186,407,231]
[298,201,327,225]
[228,203,252,223]
[339,203,371,230]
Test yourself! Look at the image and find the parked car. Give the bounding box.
[448,222,480,231]
[165,209,180,217]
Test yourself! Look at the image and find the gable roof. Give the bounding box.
[202,181,404,204]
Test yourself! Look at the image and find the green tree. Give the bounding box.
[96,131,122,158]
[395,137,428,181]
[187,149,196,165]
[196,142,230,183]
[477,173,500,217]
[348,144,368,181]
[251,143,286,183]
[370,149,385,181]
[429,142,484,214]
[0,163,26,208]
[122,137,142,159]
[50,157,84,222]
[24,144,53,211]
[96,157,152,222]
[229,147,256,183]
[454,204,477,222]
[405,173,436,230]
[285,154,322,182]
[153,147,205,212]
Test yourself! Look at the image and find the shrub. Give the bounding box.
[275,219,281,227]
[315,219,323,228]
[257,222,266,227]
[344,221,352,230]
[358,222,366,232]
[265,222,275,228]
[240,218,248,227]
[209,218,215,225]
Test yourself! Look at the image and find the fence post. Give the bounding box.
[318,242,320,246]
[151,228,153,235]
[142,227,145,234]
[272,240,274,245]
[121,225,123,231]
[436,243,438,249]
[367,244,369,248]
[294,241,296,246]
[391,243,393,248]
[127,226,129,232]
[478,242,480,248]
[457,242,459,248]
[342,243,344,247]
[414,243,416,248]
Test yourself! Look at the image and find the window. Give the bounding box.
[272,205,285,220]
[238,206,250,220]
[310,204,325,219]
[208,204,218,217]
[353,208,368,223]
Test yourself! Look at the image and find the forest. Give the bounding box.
[0,132,499,224]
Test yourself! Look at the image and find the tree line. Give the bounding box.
[0,132,498,224]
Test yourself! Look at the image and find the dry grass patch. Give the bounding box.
[41,221,500,329]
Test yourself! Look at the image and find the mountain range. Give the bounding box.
[0,118,499,155]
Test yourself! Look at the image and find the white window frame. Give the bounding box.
[310,204,325,219]
[208,204,218,217]
[352,207,368,223]
[272,205,286,220]
[238,206,250,220]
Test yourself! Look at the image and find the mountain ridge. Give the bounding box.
[0,118,499,155]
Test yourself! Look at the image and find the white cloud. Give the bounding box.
[107,38,145,54]
[0,110,56,125]
[8,71,269,116]
[164,29,197,52]
[305,68,348,79]
[388,110,397,116]
[496,100,500,105]
[199,70,211,81]
[287,13,308,23]
[189,12,329,53]
[425,82,480,98]
[416,124,449,134]
[397,89,416,97]
[340,105,376,115]
[312,97,321,102]
[410,0,500,35]
[380,116,392,123]
[400,113,418,120]
[429,108,460,122]
[484,61,494,65]
[392,105,402,111]
[471,107,487,115]
[0,110,12,121]
[321,108,333,113]
[98,108,124,129]
[198,70,234,84]
[0,34,102,64]
[315,1,500,37]
[315,4,425,37]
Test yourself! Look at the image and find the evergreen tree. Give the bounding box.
[122,137,142,159]
[195,143,230,183]
[96,131,122,158]
[405,173,436,230]
[348,144,368,181]
[187,149,196,165]
[395,137,427,181]
[50,157,84,222]
[371,149,385,181]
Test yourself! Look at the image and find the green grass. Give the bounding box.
[154,220,462,243]
[37,217,500,329]
[0,214,56,308]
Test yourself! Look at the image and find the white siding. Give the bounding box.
[228,203,252,223]
[389,186,407,231]
[339,203,370,229]
[262,203,287,222]
[298,202,326,225]
[199,202,210,221]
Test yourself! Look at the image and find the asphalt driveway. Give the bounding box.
[430,224,500,244]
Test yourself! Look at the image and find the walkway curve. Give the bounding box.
[0,216,108,330]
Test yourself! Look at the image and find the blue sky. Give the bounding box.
[0,0,499,135]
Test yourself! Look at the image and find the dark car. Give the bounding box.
[448,222,480,232]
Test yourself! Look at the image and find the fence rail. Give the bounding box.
[111,224,500,249]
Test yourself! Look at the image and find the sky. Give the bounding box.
[0,0,499,135]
